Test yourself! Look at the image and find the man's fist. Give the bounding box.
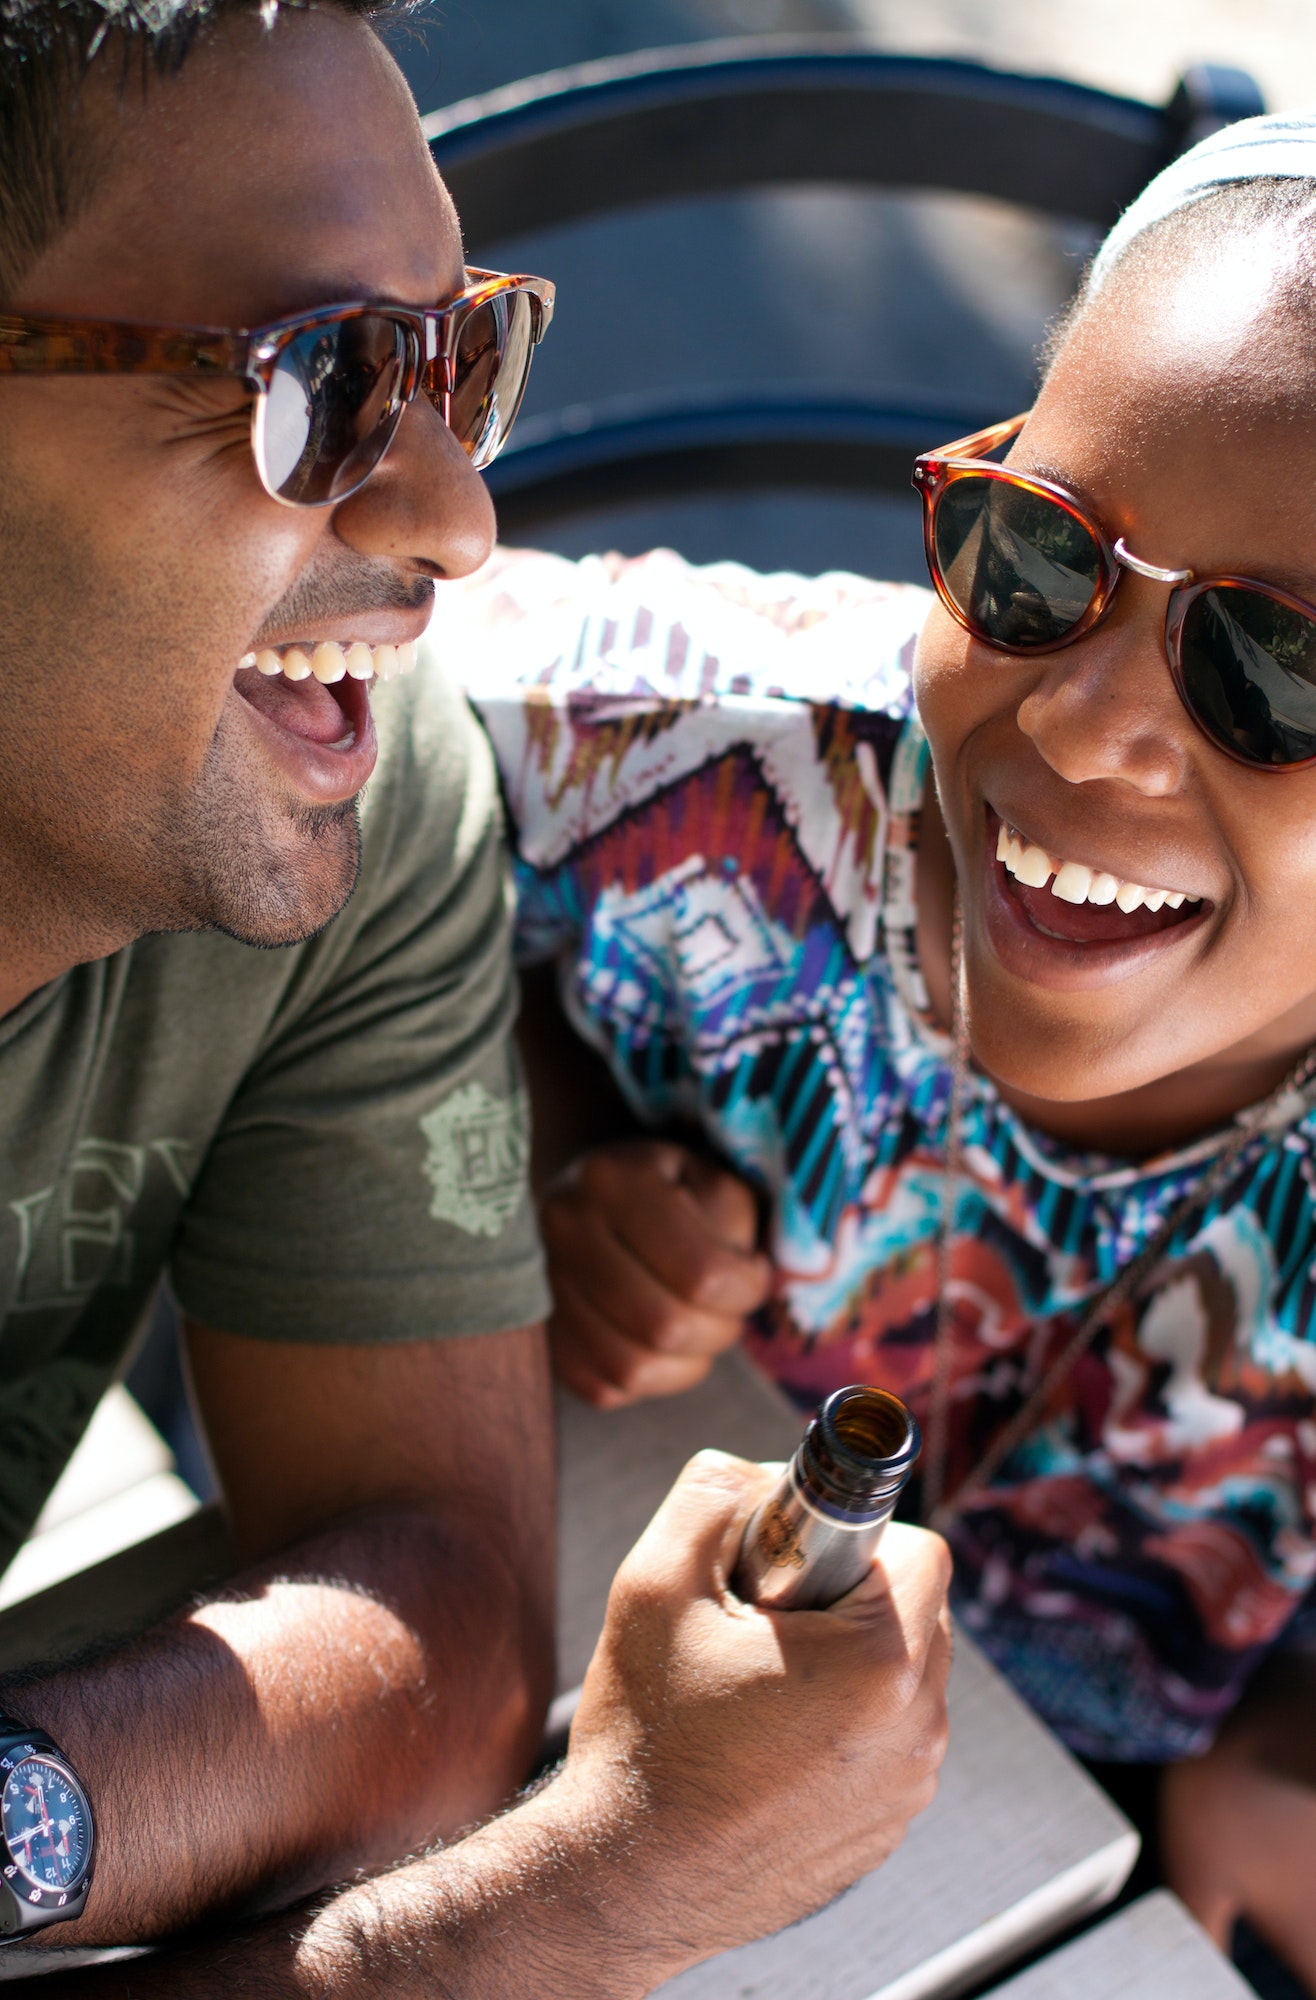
[560,1450,953,1964]
[540,1139,773,1407]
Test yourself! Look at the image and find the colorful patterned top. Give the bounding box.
[447,546,1316,1762]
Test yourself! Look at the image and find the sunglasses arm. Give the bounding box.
[0,312,249,380]
[917,410,1031,470]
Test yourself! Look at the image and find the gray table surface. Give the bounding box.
[981,1891,1254,2000]
[556,1350,1141,2000]
[0,1352,1194,1996]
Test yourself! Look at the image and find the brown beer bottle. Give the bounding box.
[734,1385,920,1611]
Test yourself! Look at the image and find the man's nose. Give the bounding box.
[1014,576,1192,798]
[329,389,497,578]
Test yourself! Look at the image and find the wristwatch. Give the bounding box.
[0,1716,94,1939]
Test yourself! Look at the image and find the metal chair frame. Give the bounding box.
[424,42,1264,532]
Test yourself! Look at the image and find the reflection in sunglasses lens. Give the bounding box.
[265,316,407,504]
[934,477,1103,646]
[1180,586,1316,766]
[263,362,315,495]
[447,290,536,468]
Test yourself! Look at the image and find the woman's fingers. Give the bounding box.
[541,1140,774,1404]
[547,1269,719,1406]
[565,1142,772,1312]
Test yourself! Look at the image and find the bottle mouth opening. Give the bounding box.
[808,1386,921,1502]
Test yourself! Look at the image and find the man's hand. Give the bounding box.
[542,1140,773,1406]
[560,1448,954,1961]
[48,1451,952,2000]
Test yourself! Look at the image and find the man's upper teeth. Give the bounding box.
[237,640,417,683]
[996,823,1200,913]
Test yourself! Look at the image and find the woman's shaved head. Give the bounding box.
[1044,177,1316,400]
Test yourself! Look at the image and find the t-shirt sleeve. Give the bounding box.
[169,654,550,1343]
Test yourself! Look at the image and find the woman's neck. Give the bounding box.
[913,782,1307,1162]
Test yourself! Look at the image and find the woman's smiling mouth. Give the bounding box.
[981,807,1212,983]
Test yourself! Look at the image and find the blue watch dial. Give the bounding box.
[1,1756,91,1892]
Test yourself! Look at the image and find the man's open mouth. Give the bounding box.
[991,815,1208,946]
[231,638,409,785]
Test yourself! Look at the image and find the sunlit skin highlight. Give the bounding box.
[913,228,1316,1157]
[0,6,495,1018]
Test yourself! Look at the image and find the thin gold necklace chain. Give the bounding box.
[922,900,1316,1533]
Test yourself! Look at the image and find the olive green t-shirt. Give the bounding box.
[0,643,549,1563]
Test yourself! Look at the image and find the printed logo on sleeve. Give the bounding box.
[419,1084,530,1239]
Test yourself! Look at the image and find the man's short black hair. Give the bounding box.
[0,0,394,304]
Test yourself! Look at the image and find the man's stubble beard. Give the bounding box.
[170,713,364,949]
[0,469,365,965]
[185,796,362,951]
[5,713,364,959]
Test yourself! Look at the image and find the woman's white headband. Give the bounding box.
[1087,108,1316,294]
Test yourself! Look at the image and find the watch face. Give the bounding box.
[0,1755,91,1893]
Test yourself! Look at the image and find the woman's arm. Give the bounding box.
[1161,1643,1316,1987]
[518,964,771,1407]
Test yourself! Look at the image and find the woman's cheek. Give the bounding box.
[912,606,1017,806]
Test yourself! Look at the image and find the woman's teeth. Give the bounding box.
[996,823,1201,916]
[237,640,417,685]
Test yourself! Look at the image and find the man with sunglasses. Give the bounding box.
[0,0,952,1987]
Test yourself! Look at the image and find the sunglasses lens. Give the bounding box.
[932,475,1104,647]
[261,315,408,504]
[1178,585,1316,767]
[442,288,539,469]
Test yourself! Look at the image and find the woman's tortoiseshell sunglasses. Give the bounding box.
[913,412,1316,771]
[0,267,555,508]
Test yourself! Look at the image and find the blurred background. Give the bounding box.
[376,0,1316,580]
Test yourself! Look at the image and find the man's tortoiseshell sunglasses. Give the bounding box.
[913,412,1316,771]
[0,267,555,508]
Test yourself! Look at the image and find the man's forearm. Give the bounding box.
[2,1509,553,1947]
[36,1767,689,2000]
[25,1467,954,2000]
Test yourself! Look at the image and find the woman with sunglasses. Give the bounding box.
[455,109,1316,1992]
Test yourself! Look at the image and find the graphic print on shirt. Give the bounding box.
[8,1138,193,1312]
[419,1083,529,1239]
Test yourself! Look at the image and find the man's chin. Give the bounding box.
[204,799,362,950]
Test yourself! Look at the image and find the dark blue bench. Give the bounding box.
[424,43,1263,534]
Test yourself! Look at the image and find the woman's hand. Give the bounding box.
[540,1139,773,1407]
